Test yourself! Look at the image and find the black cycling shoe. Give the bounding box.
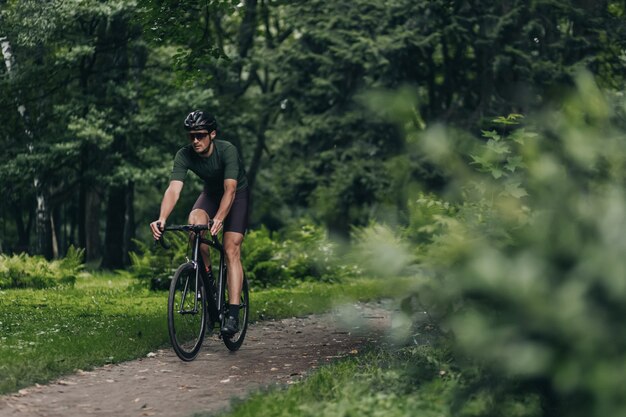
[221,315,239,336]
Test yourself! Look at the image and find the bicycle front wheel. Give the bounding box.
[168,263,207,361]
[222,275,250,351]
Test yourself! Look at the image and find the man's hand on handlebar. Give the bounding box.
[150,219,165,240]
[210,218,223,236]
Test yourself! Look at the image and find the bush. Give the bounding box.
[241,227,291,288]
[130,222,359,290]
[243,222,360,289]
[387,73,626,416]
[351,222,414,278]
[129,233,190,290]
[0,246,83,289]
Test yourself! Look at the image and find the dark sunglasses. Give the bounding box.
[188,132,209,141]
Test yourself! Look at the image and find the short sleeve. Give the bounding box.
[169,148,188,182]
[222,143,240,181]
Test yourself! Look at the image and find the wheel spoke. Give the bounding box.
[168,264,206,361]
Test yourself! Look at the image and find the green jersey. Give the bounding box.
[170,140,248,195]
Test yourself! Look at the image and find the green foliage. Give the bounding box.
[129,222,358,291]
[402,194,457,255]
[243,223,360,289]
[0,247,83,289]
[3,0,625,260]
[0,0,203,260]
[242,227,291,288]
[265,1,407,233]
[383,73,626,416]
[264,0,626,234]
[350,223,414,279]
[128,233,190,290]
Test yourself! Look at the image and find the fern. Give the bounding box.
[0,247,83,289]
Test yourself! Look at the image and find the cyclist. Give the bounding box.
[150,110,250,335]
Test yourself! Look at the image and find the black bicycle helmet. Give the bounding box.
[184,110,217,132]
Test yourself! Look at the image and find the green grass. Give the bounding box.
[248,277,410,322]
[199,345,542,417]
[0,273,404,395]
[196,346,458,417]
[0,272,168,394]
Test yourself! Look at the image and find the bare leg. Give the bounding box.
[223,231,244,305]
[188,209,211,271]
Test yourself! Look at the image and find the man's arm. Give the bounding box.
[150,180,184,239]
[211,179,237,235]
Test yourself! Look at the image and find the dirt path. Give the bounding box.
[0,301,392,417]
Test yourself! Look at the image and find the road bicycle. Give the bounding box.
[156,222,249,361]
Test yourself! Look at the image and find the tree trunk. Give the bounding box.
[123,182,135,265]
[237,0,258,60]
[11,202,30,253]
[101,183,127,269]
[78,145,102,262]
[425,48,437,119]
[50,207,59,259]
[247,113,270,189]
[1,34,52,258]
[79,186,102,261]
[85,190,102,262]
[68,201,77,248]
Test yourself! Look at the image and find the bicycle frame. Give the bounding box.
[159,223,226,327]
[161,222,249,358]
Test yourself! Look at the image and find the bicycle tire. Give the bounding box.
[222,275,250,351]
[168,263,207,361]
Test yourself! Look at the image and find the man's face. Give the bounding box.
[188,130,213,154]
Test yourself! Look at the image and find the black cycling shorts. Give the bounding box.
[191,187,250,235]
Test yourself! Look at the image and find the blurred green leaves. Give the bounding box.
[351,223,413,279]
[356,71,626,416]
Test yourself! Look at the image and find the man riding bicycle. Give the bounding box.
[150,110,250,335]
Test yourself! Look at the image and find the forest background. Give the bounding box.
[1,0,622,266]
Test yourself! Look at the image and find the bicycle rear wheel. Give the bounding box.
[168,263,207,361]
[222,275,250,351]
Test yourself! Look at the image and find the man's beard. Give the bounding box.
[197,140,212,155]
